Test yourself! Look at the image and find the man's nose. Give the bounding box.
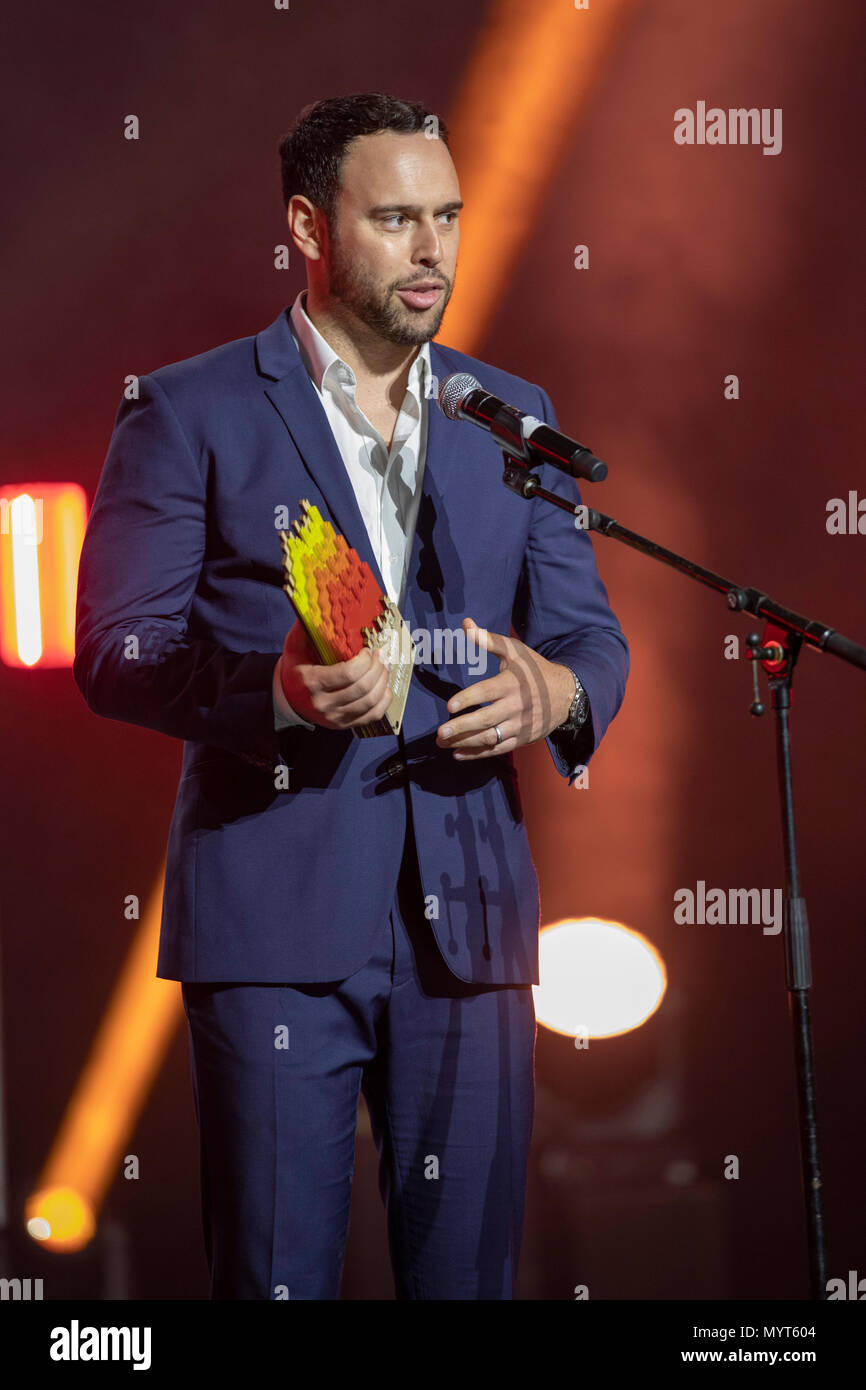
[412,220,443,264]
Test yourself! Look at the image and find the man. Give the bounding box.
[74,93,629,1300]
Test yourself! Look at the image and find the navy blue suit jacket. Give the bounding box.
[74,306,629,984]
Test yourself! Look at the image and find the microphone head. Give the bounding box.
[438,372,482,420]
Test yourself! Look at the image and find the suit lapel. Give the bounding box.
[257,308,387,595]
[400,341,464,633]
[256,311,464,631]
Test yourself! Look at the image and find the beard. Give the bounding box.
[327,233,453,346]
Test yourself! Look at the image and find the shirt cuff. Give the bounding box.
[272,659,316,731]
[548,699,594,785]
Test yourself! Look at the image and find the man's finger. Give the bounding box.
[461,616,511,662]
[335,662,392,724]
[315,645,382,692]
[330,651,390,708]
[446,672,509,715]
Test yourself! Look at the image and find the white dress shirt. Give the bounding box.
[273,291,432,729]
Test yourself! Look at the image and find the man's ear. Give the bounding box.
[287,195,327,262]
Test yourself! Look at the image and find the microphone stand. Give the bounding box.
[500,448,866,1301]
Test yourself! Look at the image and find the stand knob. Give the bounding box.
[746,632,765,716]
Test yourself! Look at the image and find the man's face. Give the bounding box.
[324,130,461,347]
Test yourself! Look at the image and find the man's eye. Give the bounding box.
[383,215,408,227]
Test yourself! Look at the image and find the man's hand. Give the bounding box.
[435,617,575,759]
[279,617,393,730]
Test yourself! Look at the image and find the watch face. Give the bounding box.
[571,689,588,728]
[556,671,587,732]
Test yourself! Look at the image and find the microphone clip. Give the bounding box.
[745,623,800,716]
[501,450,541,501]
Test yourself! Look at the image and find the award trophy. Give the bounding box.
[278,499,415,737]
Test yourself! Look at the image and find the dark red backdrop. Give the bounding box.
[1,0,863,1298]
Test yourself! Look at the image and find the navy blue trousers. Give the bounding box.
[181,816,537,1300]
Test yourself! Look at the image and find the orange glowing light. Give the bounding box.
[26,862,183,1251]
[0,483,88,667]
[442,0,636,353]
[25,1186,96,1252]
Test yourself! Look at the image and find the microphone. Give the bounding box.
[437,373,607,483]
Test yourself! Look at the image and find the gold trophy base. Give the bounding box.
[354,595,415,738]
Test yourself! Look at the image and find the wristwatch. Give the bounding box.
[554,667,589,734]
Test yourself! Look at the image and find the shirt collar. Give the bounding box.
[289,290,431,405]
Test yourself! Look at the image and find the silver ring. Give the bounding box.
[494,724,503,745]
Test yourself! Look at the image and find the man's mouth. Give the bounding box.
[395,282,445,311]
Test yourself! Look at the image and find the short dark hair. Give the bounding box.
[278,93,450,222]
